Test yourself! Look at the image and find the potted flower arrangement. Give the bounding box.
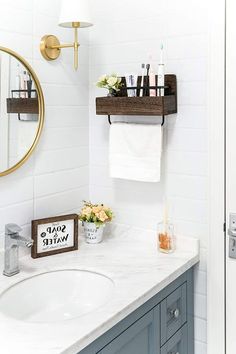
[79,201,113,244]
[96,73,122,96]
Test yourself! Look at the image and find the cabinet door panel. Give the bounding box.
[98,306,160,354]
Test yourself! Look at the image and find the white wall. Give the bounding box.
[0,0,208,350]
[89,0,208,351]
[0,0,90,250]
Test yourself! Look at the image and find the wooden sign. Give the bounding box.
[31,214,78,258]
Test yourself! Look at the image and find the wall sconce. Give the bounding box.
[40,0,93,70]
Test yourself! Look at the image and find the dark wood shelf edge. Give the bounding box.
[96,95,177,117]
[6,98,39,114]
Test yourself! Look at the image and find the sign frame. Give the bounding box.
[31,214,78,258]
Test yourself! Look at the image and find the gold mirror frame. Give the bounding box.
[0,46,45,177]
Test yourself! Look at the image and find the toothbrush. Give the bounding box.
[140,63,145,97]
[15,64,20,98]
[158,44,165,97]
[149,55,156,97]
[27,73,33,98]
[146,64,150,96]
[160,43,164,65]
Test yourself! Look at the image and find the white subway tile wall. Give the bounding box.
[0,0,208,351]
[0,0,89,245]
[89,0,208,351]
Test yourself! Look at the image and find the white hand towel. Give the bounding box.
[109,123,163,182]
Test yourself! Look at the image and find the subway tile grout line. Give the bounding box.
[34,185,89,201]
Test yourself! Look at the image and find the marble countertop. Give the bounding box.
[0,224,199,354]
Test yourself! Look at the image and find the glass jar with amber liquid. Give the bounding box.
[157,221,175,253]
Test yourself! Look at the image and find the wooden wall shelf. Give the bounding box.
[7,98,38,115]
[96,74,177,118]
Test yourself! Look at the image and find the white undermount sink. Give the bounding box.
[0,269,114,323]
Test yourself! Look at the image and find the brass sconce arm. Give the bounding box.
[40,26,80,70]
[50,43,74,49]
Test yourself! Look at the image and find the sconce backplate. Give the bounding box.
[40,35,61,61]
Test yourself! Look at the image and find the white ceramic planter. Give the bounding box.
[83,222,105,244]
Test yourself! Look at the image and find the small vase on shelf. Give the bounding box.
[107,88,117,97]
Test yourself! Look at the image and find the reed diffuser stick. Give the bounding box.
[163,204,168,234]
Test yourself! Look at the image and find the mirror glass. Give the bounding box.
[0,47,44,176]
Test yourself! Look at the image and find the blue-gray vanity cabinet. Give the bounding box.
[161,324,188,354]
[160,282,187,345]
[98,307,160,354]
[78,268,194,354]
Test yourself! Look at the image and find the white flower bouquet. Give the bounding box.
[96,74,122,95]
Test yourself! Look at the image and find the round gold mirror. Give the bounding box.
[0,47,44,177]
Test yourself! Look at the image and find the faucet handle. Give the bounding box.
[5,223,22,235]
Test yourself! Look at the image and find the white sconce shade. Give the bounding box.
[59,0,93,28]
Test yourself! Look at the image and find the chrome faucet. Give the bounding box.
[3,223,34,277]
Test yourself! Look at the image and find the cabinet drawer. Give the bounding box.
[161,324,187,354]
[161,283,187,345]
